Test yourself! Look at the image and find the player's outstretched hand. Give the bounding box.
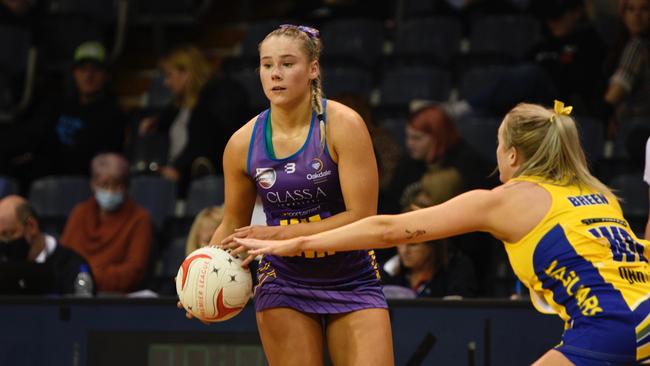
[221,225,283,248]
[232,237,303,259]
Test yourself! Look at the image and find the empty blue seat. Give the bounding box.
[163,236,187,277]
[186,175,225,217]
[574,116,605,168]
[322,67,373,99]
[610,173,648,218]
[393,17,462,67]
[320,18,384,69]
[28,175,91,236]
[458,65,508,100]
[455,116,501,164]
[0,176,18,199]
[28,175,91,217]
[45,0,119,23]
[613,117,650,160]
[469,15,540,61]
[398,0,436,20]
[129,175,177,228]
[379,67,451,108]
[609,173,648,237]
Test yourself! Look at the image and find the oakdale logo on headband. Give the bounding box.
[255,168,276,189]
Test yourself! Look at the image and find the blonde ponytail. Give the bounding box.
[503,102,616,198]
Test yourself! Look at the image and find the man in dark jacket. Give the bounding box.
[0,195,92,295]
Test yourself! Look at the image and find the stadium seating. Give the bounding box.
[129,175,177,228]
[0,176,18,199]
[185,175,225,217]
[392,17,462,67]
[28,175,92,236]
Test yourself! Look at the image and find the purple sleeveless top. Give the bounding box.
[247,102,380,286]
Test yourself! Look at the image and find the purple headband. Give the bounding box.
[279,24,320,39]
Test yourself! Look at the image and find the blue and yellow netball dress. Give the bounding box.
[503,176,650,365]
[247,100,386,314]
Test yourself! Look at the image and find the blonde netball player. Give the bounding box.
[234,101,650,365]
[180,24,394,365]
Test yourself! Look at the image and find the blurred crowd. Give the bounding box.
[0,0,648,299]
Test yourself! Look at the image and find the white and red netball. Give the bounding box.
[176,247,252,322]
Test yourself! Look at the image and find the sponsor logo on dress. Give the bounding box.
[255,168,276,189]
[307,158,331,183]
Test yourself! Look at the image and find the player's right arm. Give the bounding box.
[233,181,549,262]
[209,118,259,245]
[179,118,257,320]
[233,187,508,258]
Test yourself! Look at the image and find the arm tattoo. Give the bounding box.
[405,229,426,240]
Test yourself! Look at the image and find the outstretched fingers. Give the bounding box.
[233,237,269,252]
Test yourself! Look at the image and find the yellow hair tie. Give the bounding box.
[550,100,573,122]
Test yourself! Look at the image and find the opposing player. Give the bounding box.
[234,101,650,365]
[191,24,393,365]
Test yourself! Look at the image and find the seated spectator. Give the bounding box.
[45,41,128,175]
[185,205,224,255]
[137,45,248,196]
[0,195,92,295]
[529,0,608,115]
[604,0,650,136]
[61,153,152,294]
[331,94,402,194]
[381,193,477,298]
[381,105,494,214]
[1,40,127,192]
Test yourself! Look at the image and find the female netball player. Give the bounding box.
[194,24,393,365]
[234,101,650,366]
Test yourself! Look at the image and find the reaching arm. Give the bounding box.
[234,188,510,259]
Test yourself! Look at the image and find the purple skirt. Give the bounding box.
[253,254,388,314]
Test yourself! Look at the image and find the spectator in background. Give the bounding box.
[604,0,650,137]
[185,205,224,255]
[137,45,248,196]
[381,105,494,214]
[382,192,477,298]
[45,41,128,176]
[0,41,127,191]
[61,153,151,294]
[0,195,92,295]
[331,94,401,194]
[529,0,608,116]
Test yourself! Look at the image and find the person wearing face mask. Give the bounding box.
[61,153,152,294]
[0,195,91,295]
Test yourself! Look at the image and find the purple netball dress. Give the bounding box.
[247,100,387,314]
